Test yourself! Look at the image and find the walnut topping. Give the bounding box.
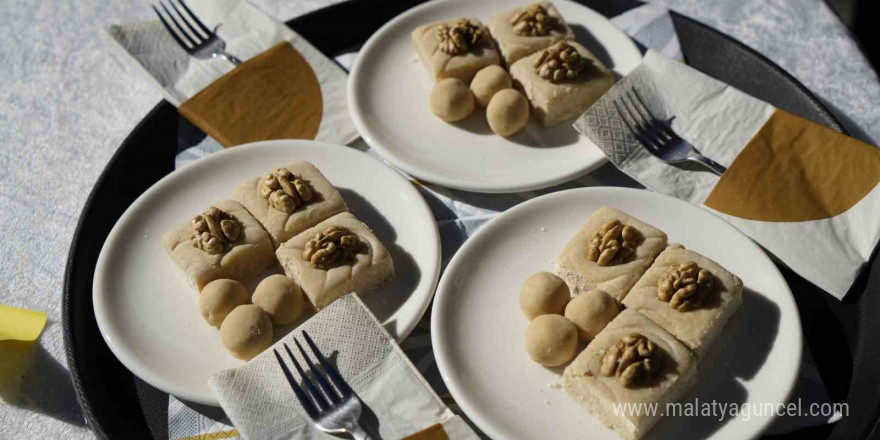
[302,226,362,270]
[436,19,484,55]
[190,207,241,255]
[534,41,585,82]
[657,261,714,312]
[261,168,314,214]
[510,4,559,36]
[599,333,659,388]
[586,219,641,266]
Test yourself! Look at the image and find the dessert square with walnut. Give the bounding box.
[622,245,743,359]
[509,40,613,126]
[162,200,276,291]
[276,212,394,310]
[486,2,575,65]
[412,17,500,82]
[563,309,697,440]
[232,161,348,248]
[556,206,667,302]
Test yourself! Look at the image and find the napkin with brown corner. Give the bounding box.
[208,294,479,440]
[106,0,357,148]
[574,49,880,300]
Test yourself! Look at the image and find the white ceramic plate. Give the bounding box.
[432,188,801,440]
[93,140,441,406]
[348,0,641,193]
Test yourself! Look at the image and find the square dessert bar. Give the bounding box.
[509,41,613,126]
[622,245,744,359]
[162,200,276,291]
[276,212,395,310]
[412,18,500,82]
[232,160,348,248]
[556,206,667,302]
[486,2,575,65]
[564,309,698,440]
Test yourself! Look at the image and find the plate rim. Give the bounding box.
[347,0,641,194]
[91,139,441,406]
[430,186,803,440]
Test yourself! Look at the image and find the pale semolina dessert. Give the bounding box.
[510,40,613,126]
[276,212,395,310]
[487,2,575,65]
[198,279,250,327]
[162,200,276,291]
[232,161,348,248]
[525,314,578,367]
[556,206,667,302]
[430,78,475,122]
[564,289,619,343]
[412,18,500,82]
[252,274,306,326]
[219,304,273,361]
[564,309,698,440]
[486,89,530,136]
[470,65,512,107]
[519,271,571,320]
[623,245,743,359]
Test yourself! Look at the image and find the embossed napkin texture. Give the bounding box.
[208,294,479,440]
[574,50,880,299]
[106,0,356,147]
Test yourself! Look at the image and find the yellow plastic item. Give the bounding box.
[0,305,47,342]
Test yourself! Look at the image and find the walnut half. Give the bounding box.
[261,168,314,214]
[657,261,714,312]
[534,41,585,83]
[599,333,660,388]
[436,19,484,55]
[586,219,641,266]
[510,4,559,37]
[302,226,362,270]
[190,207,241,255]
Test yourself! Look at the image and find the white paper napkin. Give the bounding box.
[105,0,357,145]
[208,294,479,440]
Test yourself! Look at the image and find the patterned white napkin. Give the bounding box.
[208,294,479,440]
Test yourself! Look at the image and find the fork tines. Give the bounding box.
[273,331,352,417]
[152,0,213,49]
[613,87,674,151]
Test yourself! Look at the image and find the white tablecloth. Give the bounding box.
[0,0,877,438]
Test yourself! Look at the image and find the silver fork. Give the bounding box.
[152,0,242,66]
[613,87,727,176]
[274,331,378,440]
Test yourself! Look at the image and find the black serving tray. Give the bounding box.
[63,0,880,438]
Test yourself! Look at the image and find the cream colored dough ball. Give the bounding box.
[486,89,529,136]
[430,78,475,122]
[470,65,512,107]
[519,271,570,320]
[199,279,250,327]
[252,274,305,325]
[525,314,578,367]
[220,304,273,361]
[564,289,619,342]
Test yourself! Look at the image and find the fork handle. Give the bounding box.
[349,424,375,440]
[687,155,727,176]
[213,50,242,66]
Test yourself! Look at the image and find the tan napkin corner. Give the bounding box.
[179,42,323,148]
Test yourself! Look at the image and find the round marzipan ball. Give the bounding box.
[519,271,571,320]
[525,314,578,367]
[564,289,619,342]
[220,305,273,361]
[199,279,250,327]
[470,65,512,107]
[430,78,475,122]
[486,89,529,136]
[252,274,305,325]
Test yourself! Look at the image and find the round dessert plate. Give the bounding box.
[432,187,801,440]
[93,140,441,406]
[348,0,641,193]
